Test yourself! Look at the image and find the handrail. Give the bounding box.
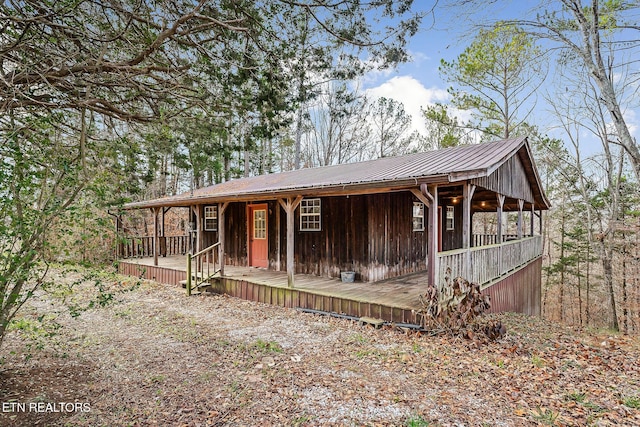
[437,235,542,287]
[186,242,221,295]
[192,242,220,258]
[120,234,189,258]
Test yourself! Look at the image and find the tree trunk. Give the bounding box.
[600,241,619,331]
[585,242,591,326]
[622,244,628,335]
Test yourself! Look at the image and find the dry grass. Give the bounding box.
[1,270,639,426]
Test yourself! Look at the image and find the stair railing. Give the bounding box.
[186,242,221,295]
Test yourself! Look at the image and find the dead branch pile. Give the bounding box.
[418,272,505,341]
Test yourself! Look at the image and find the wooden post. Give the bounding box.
[517,199,525,239]
[462,183,476,249]
[420,184,438,288]
[530,204,535,237]
[186,253,192,296]
[275,204,281,271]
[496,194,505,277]
[152,207,159,266]
[115,214,123,260]
[278,196,303,288]
[496,194,505,243]
[462,183,476,279]
[539,209,543,235]
[194,205,202,253]
[218,202,229,276]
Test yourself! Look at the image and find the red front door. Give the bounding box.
[248,204,268,268]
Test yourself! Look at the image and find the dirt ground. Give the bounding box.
[1,270,639,426]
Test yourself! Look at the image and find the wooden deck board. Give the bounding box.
[121,256,425,311]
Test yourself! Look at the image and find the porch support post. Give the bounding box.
[421,183,438,288]
[462,183,476,249]
[161,207,166,238]
[218,202,229,276]
[189,205,198,254]
[152,207,159,266]
[539,209,543,235]
[530,204,535,237]
[462,183,476,279]
[195,205,203,253]
[517,199,525,239]
[275,205,281,271]
[114,213,123,259]
[496,194,505,243]
[278,196,303,288]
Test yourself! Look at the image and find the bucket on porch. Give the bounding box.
[340,271,356,283]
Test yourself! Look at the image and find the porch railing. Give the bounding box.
[472,233,531,247]
[120,235,189,258]
[438,235,542,287]
[186,242,221,296]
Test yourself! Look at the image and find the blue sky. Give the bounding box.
[359,1,639,159]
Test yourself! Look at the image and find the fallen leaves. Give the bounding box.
[0,275,638,426]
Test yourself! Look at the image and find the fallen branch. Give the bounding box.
[417,269,505,342]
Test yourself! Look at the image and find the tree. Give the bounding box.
[440,22,545,139]
[303,82,370,166]
[507,0,640,182]
[368,97,416,158]
[421,103,475,150]
[0,0,427,348]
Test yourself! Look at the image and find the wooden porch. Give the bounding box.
[118,256,427,324]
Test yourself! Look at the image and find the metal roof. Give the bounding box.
[124,137,550,209]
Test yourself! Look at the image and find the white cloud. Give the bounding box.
[365,75,449,135]
[623,109,638,136]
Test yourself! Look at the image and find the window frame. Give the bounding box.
[203,205,218,231]
[412,202,425,232]
[299,198,322,231]
[446,205,455,231]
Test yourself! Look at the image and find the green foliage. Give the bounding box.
[623,396,640,409]
[369,97,416,158]
[406,414,433,427]
[440,22,544,139]
[530,407,559,426]
[0,0,425,350]
[7,265,140,356]
[253,339,283,353]
[421,103,474,150]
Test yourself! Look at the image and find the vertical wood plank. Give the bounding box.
[153,207,159,266]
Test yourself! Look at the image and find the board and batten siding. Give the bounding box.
[293,192,427,282]
[471,153,534,203]
[199,192,427,282]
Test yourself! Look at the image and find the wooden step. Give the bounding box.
[358,316,385,329]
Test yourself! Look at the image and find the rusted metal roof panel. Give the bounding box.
[125,137,549,209]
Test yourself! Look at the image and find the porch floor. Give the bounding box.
[121,256,425,311]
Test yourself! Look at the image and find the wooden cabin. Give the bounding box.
[118,137,550,317]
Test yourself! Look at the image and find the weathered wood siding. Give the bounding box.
[198,192,427,282]
[439,199,463,251]
[484,257,541,315]
[208,277,419,324]
[366,193,427,282]
[471,153,534,203]
[202,202,249,266]
[286,192,427,282]
[118,261,187,287]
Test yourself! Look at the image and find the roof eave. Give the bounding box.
[121,174,452,210]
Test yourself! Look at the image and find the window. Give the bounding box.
[412,202,424,231]
[446,205,455,231]
[253,209,266,239]
[204,205,217,231]
[300,198,321,231]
